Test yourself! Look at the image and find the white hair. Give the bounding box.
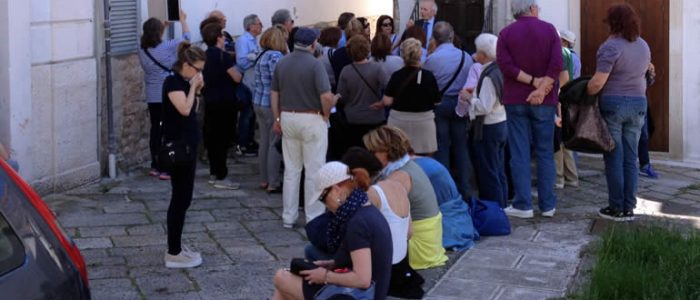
[475,33,498,59]
[419,0,438,13]
[511,0,538,18]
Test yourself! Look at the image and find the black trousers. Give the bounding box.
[148,103,163,170]
[203,100,237,179]
[167,158,196,255]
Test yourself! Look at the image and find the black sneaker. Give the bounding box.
[598,206,626,222]
[242,146,258,157]
[623,210,635,222]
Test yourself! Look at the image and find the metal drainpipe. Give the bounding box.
[103,0,117,179]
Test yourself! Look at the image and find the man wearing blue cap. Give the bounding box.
[271,27,337,228]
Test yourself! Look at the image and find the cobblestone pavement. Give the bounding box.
[43,155,700,300]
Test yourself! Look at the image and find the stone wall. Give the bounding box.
[99,53,150,176]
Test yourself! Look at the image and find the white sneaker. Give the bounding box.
[208,175,216,185]
[504,205,534,219]
[555,183,565,189]
[541,208,556,218]
[165,246,202,268]
[211,178,241,190]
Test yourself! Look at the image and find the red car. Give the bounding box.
[0,160,90,299]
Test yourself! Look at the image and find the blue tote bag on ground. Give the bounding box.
[469,197,511,236]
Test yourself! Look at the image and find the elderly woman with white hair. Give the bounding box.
[458,33,508,207]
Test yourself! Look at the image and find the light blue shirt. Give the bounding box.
[235,31,260,72]
[571,50,582,79]
[423,43,473,97]
[338,31,347,48]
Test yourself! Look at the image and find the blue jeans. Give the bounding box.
[472,121,508,207]
[505,105,557,211]
[434,95,475,200]
[236,85,255,146]
[600,96,646,211]
[638,110,650,167]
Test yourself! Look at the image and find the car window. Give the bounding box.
[0,171,25,276]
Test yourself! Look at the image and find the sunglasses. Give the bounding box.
[381,22,393,27]
[188,62,202,73]
[318,187,331,203]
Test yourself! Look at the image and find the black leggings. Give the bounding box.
[167,159,196,255]
[148,103,162,170]
[203,100,237,179]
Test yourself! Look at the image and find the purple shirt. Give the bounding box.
[596,36,650,97]
[496,16,563,106]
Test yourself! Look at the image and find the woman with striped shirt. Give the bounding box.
[138,9,191,180]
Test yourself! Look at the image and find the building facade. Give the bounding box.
[0,0,697,194]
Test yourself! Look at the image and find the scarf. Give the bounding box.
[326,188,369,253]
[380,154,410,179]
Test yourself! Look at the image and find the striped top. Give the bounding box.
[138,33,191,103]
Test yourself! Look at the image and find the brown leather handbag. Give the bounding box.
[560,77,615,154]
[563,102,615,153]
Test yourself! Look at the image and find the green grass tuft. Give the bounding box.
[573,225,700,300]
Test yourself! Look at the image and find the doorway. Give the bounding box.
[436,0,484,53]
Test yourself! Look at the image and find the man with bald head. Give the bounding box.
[208,10,235,52]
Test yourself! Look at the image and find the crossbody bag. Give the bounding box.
[438,51,466,99]
[350,63,382,99]
[144,49,173,74]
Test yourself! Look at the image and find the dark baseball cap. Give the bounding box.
[294,27,320,47]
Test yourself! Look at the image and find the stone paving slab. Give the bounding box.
[40,155,700,299]
[425,156,700,300]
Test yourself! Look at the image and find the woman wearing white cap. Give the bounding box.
[272,162,393,300]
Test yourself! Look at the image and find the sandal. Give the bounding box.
[266,186,282,194]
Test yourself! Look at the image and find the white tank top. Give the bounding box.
[372,184,410,264]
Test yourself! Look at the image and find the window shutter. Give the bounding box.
[108,0,139,55]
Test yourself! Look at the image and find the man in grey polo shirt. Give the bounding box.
[271,27,336,228]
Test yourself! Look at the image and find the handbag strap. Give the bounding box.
[144,49,172,74]
[439,51,466,96]
[350,63,381,98]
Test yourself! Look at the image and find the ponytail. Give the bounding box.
[172,41,206,73]
[350,168,371,191]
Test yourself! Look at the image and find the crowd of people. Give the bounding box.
[138,0,656,298]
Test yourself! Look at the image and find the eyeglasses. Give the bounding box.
[318,187,331,203]
[187,62,202,73]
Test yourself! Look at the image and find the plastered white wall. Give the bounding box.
[157,0,393,42]
[681,0,700,163]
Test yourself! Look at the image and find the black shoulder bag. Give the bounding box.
[438,51,466,99]
[350,63,382,99]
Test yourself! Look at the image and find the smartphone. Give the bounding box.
[167,0,180,21]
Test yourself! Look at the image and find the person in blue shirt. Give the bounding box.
[422,21,475,201]
[235,14,264,157]
[336,12,355,48]
[407,0,437,51]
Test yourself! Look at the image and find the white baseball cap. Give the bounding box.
[316,162,352,200]
[560,29,576,46]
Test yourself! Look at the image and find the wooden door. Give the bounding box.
[581,0,669,151]
[436,0,484,53]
